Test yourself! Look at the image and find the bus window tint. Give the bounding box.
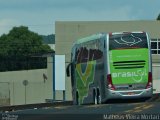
[75,41,103,64]
[81,47,88,63]
[109,33,148,50]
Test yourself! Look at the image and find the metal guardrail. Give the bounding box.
[0,101,73,112]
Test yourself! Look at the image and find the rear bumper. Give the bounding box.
[107,88,153,99]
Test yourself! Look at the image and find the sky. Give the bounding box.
[0,0,159,36]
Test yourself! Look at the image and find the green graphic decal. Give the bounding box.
[76,60,96,104]
[109,48,149,85]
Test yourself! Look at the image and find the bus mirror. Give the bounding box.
[66,63,71,77]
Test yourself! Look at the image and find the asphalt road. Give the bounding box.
[1,99,160,120]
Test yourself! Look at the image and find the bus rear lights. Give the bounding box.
[146,72,152,89]
[108,84,113,89]
[146,82,152,89]
[107,74,115,90]
[108,84,115,90]
[109,32,112,37]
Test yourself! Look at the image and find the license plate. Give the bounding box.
[127,92,135,95]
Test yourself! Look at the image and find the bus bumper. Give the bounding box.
[107,88,153,99]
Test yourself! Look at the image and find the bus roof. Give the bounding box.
[73,31,146,45]
[74,33,104,45]
[110,31,145,35]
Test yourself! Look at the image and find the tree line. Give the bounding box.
[0,26,54,72]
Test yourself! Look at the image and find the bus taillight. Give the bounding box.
[107,74,115,90]
[146,72,152,89]
[109,32,112,37]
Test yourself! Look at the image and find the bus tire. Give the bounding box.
[93,90,98,105]
[75,91,79,105]
[97,89,101,104]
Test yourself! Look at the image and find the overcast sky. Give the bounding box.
[0,0,159,35]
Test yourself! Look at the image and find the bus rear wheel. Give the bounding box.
[75,91,79,105]
[93,91,98,105]
[97,89,101,104]
[93,89,101,104]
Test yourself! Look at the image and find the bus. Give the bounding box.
[66,31,153,105]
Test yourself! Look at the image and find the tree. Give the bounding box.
[0,26,54,71]
[157,14,160,20]
[41,34,55,44]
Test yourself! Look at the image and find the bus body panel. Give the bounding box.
[110,48,149,85]
[75,60,96,104]
[107,88,152,99]
[72,35,105,104]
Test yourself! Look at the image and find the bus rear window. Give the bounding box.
[109,33,148,50]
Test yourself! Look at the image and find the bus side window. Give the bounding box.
[75,48,79,63]
[77,47,83,63]
[89,49,94,61]
[81,47,88,63]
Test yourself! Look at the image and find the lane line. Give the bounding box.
[124,103,154,113]
[54,106,71,109]
[134,109,143,113]
[134,106,142,110]
[124,110,134,113]
[143,104,153,109]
